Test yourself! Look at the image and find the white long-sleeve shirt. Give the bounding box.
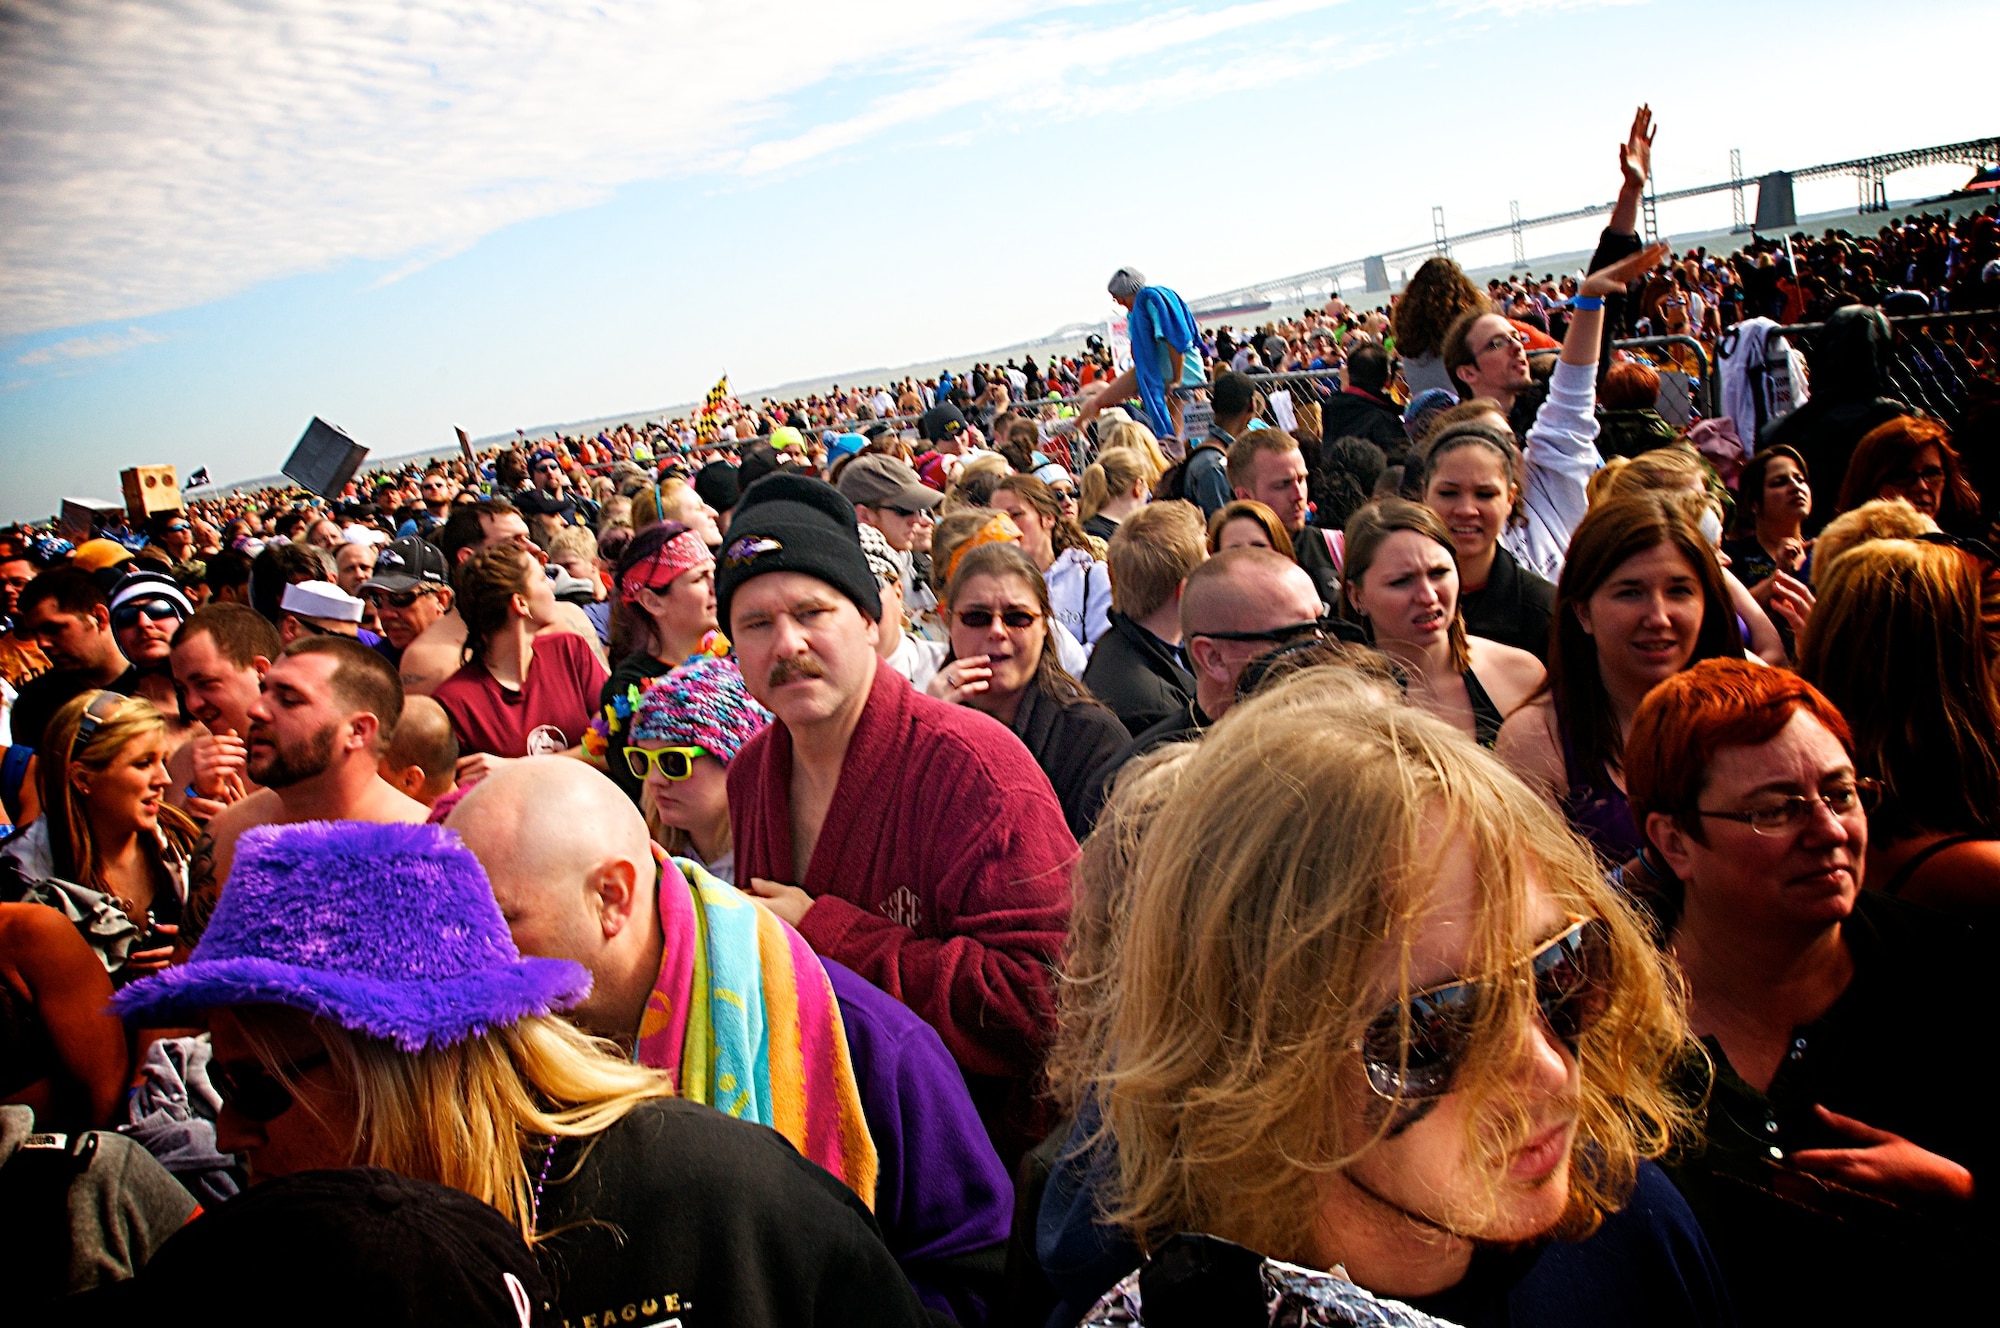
[1045,549,1112,655]
[1504,358,1604,585]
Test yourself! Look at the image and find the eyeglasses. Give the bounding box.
[1355,917,1610,1102]
[1477,332,1528,355]
[210,1050,332,1123]
[163,522,192,535]
[881,505,923,519]
[955,608,1040,630]
[110,600,185,631]
[624,745,706,781]
[1695,778,1879,835]
[364,586,438,609]
[1887,465,1946,487]
[1192,618,1328,645]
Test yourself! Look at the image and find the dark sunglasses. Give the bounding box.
[1356,917,1610,1102]
[956,608,1039,630]
[1194,618,1328,645]
[210,1050,332,1123]
[110,600,185,631]
[624,745,705,781]
[365,585,438,609]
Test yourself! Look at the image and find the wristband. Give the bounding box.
[184,784,201,801]
[1572,295,1605,311]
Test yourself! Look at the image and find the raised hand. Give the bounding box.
[1620,104,1655,192]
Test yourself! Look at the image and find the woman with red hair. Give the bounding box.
[1623,658,1988,1325]
[1834,415,1983,537]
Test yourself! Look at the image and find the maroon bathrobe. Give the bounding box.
[728,662,1075,1084]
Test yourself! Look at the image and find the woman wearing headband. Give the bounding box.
[1046,677,1708,1325]
[0,691,197,984]
[590,521,724,804]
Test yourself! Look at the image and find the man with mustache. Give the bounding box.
[717,473,1076,1162]
[180,635,427,946]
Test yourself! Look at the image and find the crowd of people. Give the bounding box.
[2,106,1997,1327]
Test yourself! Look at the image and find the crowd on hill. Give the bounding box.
[3,107,1998,1328]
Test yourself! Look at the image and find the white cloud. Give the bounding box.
[14,325,165,365]
[0,0,1358,339]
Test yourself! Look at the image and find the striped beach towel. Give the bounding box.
[636,849,877,1205]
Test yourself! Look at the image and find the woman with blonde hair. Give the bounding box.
[1078,447,1152,543]
[0,691,198,982]
[1096,419,1172,485]
[1042,678,1710,1325]
[1798,538,2000,921]
[112,820,927,1325]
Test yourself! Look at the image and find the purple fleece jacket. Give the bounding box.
[823,957,1013,1326]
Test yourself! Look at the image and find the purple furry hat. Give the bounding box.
[113,820,591,1051]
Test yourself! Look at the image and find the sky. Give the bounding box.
[1,0,1994,521]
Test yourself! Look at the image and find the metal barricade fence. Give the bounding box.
[1769,311,2000,429]
[1607,335,1715,423]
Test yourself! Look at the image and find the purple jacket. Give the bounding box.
[823,958,1013,1325]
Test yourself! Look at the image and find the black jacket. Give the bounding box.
[1010,685,1130,841]
[1292,526,1344,613]
[1318,388,1407,462]
[535,1098,928,1328]
[1458,546,1556,663]
[1080,613,1194,737]
[1077,700,1211,836]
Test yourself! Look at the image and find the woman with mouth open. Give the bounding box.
[1495,494,1745,866]
[1341,499,1545,749]
[1047,676,1720,1327]
[927,541,1127,839]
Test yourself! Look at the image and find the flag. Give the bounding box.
[695,373,729,442]
[186,466,211,488]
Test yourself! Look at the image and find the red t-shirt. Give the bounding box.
[431,632,609,758]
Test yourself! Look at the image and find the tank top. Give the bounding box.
[1463,669,1505,749]
[1559,717,1643,865]
[1879,833,1991,897]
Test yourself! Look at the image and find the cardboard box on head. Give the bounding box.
[121,465,182,524]
[283,417,370,499]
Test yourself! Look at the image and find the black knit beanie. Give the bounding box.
[715,473,882,631]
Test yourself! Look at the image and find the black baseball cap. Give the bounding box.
[362,536,449,594]
[62,1168,550,1327]
[919,402,968,443]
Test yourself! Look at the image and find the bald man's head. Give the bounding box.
[447,757,661,1046]
[1180,547,1323,636]
[379,695,459,806]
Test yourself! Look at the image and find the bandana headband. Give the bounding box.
[621,530,713,603]
[943,513,1022,587]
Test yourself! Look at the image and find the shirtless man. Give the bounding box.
[184,636,426,944]
[395,500,607,696]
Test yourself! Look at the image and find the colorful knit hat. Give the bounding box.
[112,821,590,1051]
[628,655,771,764]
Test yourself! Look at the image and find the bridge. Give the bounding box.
[1185,135,2000,316]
